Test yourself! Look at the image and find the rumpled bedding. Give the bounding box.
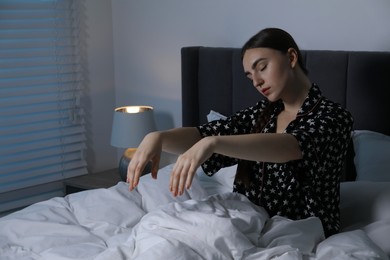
[0,164,388,260]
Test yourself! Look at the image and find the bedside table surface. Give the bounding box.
[64,168,122,190]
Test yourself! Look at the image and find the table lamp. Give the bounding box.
[110,105,156,181]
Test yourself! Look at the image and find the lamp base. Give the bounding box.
[118,148,152,182]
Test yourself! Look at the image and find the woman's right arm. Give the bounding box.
[160,127,202,155]
[127,127,201,191]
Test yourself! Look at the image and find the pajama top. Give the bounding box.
[197,84,353,237]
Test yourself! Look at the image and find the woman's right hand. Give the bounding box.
[127,132,162,191]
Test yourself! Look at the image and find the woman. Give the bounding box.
[127,28,353,237]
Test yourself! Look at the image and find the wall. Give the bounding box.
[83,0,117,172]
[111,0,390,131]
[85,0,390,171]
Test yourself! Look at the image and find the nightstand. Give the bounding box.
[63,168,122,195]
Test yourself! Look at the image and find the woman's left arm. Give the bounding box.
[169,133,302,196]
[212,133,302,163]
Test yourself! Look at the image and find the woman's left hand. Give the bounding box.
[169,137,215,196]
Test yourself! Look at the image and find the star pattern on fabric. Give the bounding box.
[197,84,353,237]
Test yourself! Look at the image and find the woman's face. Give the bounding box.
[242,47,295,102]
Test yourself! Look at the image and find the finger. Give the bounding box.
[178,164,191,196]
[127,161,137,191]
[169,169,174,193]
[185,165,196,190]
[170,162,184,196]
[131,161,145,190]
[151,156,161,179]
[169,164,178,196]
[127,159,145,191]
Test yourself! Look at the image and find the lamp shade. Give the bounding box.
[110,106,156,148]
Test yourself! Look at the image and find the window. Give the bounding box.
[0,0,87,214]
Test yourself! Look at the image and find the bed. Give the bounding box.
[1,47,390,259]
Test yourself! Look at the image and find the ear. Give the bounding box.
[287,48,298,69]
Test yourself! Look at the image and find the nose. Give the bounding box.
[252,74,264,89]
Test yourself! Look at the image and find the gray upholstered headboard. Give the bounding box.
[182,47,390,132]
[181,46,390,180]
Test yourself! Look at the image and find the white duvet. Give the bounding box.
[0,164,388,260]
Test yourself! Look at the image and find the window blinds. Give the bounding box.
[0,0,87,213]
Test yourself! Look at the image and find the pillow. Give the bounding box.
[340,181,390,231]
[197,164,237,196]
[340,181,390,256]
[315,229,388,260]
[363,220,390,257]
[206,110,227,122]
[352,130,390,181]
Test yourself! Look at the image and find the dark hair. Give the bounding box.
[241,28,308,74]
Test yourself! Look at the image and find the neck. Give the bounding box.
[282,73,311,113]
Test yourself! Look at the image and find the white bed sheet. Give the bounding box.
[0,164,388,260]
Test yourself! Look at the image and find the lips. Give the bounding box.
[261,87,271,95]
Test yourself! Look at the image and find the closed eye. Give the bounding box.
[256,63,267,72]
